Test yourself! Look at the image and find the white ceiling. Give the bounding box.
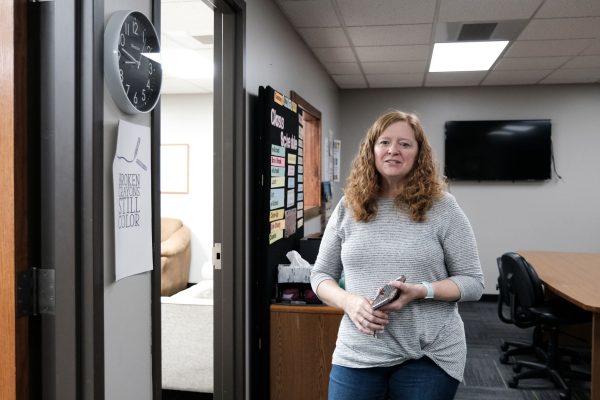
[273,0,600,88]
[161,0,214,94]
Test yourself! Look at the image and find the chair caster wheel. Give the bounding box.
[513,364,522,373]
[500,343,509,351]
[559,391,570,400]
[499,354,509,364]
[508,378,519,388]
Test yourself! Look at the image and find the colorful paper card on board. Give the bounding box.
[269,229,283,244]
[286,189,295,207]
[271,166,285,176]
[271,176,285,188]
[271,156,285,167]
[270,219,285,231]
[269,208,284,221]
[270,188,285,210]
[271,144,285,157]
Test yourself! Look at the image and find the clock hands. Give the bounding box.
[137,31,146,69]
[121,48,140,67]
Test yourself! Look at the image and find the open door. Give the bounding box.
[1,1,105,399]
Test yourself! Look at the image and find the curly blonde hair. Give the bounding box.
[345,110,446,222]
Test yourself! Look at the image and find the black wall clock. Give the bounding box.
[105,10,162,114]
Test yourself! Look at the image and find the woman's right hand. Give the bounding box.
[343,293,389,335]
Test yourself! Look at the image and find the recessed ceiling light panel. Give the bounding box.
[429,41,509,72]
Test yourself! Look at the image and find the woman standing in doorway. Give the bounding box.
[310,110,484,400]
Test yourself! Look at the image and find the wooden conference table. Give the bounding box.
[519,251,600,400]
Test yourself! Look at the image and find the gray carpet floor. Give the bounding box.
[457,300,591,400]
[163,300,591,400]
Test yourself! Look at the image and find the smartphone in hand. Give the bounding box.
[371,275,406,310]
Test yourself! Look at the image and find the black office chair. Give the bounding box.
[500,252,591,399]
[496,256,544,364]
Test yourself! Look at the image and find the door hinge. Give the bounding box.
[16,268,56,317]
[213,243,222,270]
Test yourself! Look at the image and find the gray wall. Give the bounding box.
[103,1,153,398]
[340,85,600,294]
[246,0,341,234]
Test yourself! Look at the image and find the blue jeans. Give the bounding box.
[328,357,460,400]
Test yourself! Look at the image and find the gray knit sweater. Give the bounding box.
[310,192,484,382]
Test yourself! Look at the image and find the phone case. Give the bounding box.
[371,275,406,310]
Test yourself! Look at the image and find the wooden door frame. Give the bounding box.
[0,0,29,399]
[290,91,322,220]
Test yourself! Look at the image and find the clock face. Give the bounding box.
[116,12,162,113]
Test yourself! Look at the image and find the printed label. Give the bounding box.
[271,176,285,188]
[270,189,285,210]
[271,166,285,176]
[269,208,284,221]
[274,91,284,106]
[269,229,283,244]
[271,144,285,157]
[271,156,285,167]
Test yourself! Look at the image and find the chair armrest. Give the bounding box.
[161,225,191,257]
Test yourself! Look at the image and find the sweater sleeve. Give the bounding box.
[442,194,485,302]
[310,199,345,295]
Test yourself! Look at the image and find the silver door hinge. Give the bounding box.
[16,268,56,317]
[213,243,222,270]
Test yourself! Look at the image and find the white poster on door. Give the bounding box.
[113,119,153,280]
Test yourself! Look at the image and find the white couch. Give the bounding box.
[161,277,214,393]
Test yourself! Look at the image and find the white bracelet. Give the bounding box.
[421,281,434,299]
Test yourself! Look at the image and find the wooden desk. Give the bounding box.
[520,251,600,400]
[270,304,343,400]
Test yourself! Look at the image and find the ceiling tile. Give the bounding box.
[361,60,427,74]
[367,73,424,88]
[337,0,436,26]
[505,39,592,57]
[355,45,430,62]
[540,68,600,83]
[482,70,553,85]
[562,55,600,69]
[582,39,600,55]
[347,24,431,46]
[298,28,350,47]
[518,17,600,40]
[278,0,340,28]
[425,71,487,86]
[535,0,600,18]
[438,0,542,22]
[312,47,357,63]
[493,56,570,70]
[324,62,362,74]
[332,74,368,88]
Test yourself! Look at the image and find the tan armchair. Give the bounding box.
[160,217,192,296]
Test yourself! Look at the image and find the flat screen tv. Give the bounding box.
[444,119,552,181]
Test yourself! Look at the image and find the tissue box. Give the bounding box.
[277,264,312,283]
